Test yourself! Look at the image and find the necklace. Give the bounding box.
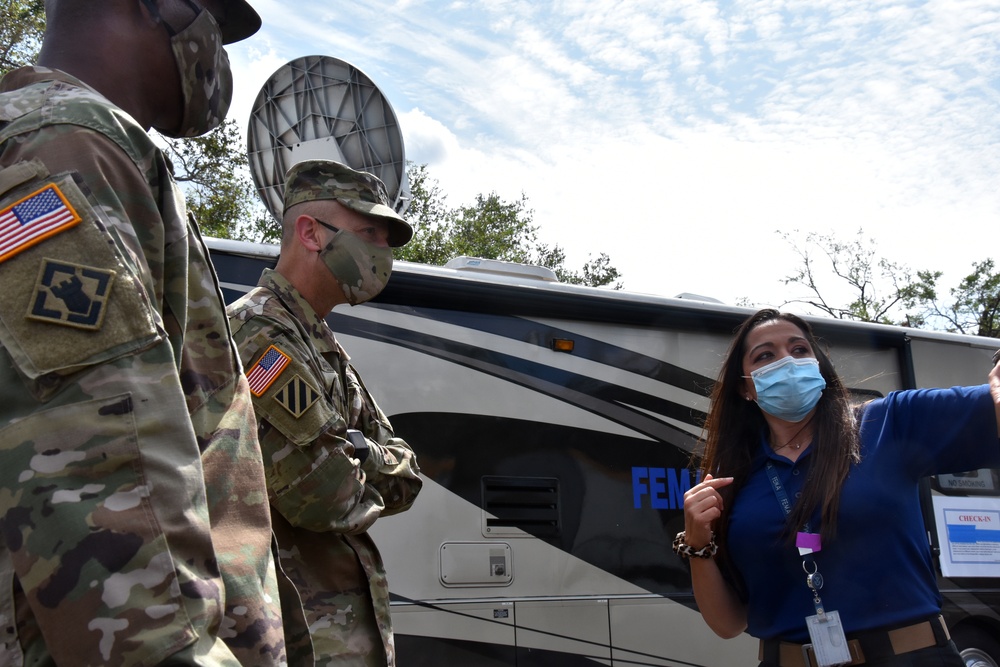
[772,418,814,453]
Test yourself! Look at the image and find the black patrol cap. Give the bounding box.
[219,0,261,44]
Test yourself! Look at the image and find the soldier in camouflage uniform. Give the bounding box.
[0,1,294,665]
[227,160,423,667]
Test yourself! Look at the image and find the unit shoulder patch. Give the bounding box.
[273,374,320,419]
[28,258,116,330]
[247,344,291,396]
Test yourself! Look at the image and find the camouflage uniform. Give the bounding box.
[0,67,287,666]
[227,268,422,667]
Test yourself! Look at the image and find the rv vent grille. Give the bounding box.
[481,476,560,537]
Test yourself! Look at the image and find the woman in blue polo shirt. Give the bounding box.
[677,308,1000,667]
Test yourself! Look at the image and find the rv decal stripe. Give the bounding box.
[371,303,714,398]
[332,314,705,450]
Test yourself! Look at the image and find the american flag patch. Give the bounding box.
[0,183,82,263]
[247,344,291,396]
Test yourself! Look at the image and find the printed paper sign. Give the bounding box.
[932,495,1000,578]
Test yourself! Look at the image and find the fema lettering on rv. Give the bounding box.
[632,467,701,510]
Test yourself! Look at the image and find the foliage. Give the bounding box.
[398,162,453,265]
[0,0,44,76]
[161,119,277,243]
[449,192,538,263]
[571,251,622,288]
[781,229,1000,338]
[780,229,929,325]
[397,162,623,289]
[911,260,1000,337]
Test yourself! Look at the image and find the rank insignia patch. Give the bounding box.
[28,258,116,330]
[0,183,82,263]
[274,374,320,418]
[247,344,291,396]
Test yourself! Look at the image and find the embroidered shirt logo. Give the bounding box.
[28,259,116,330]
[247,345,291,396]
[274,374,320,418]
[0,184,81,263]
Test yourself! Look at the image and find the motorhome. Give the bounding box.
[209,237,1000,667]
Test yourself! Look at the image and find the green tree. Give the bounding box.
[0,0,44,76]
[780,229,928,325]
[571,252,622,289]
[449,192,537,263]
[399,162,457,265]
[911,260,1000,337]
[161,119,276,243]
[397,162,623,289]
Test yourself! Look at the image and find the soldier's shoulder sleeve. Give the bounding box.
[0,159,160,402]
[0,77,156,171]
[2,104,166,292]
[235,320,339,448]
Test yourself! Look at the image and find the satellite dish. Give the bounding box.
[247,55,409,224]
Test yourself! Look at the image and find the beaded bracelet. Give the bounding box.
[672,531,717,559]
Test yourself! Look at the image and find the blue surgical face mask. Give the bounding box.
[748,356,826,422]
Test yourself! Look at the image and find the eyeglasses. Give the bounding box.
[313,216,390,246]
[313,218,340,234]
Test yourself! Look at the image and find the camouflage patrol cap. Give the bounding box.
[219,0,261,44]
[283,160,413,247]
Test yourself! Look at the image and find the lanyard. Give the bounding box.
[765,461,810,533]
[765,461,829,619]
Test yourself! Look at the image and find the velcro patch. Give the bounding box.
[273,374,320,419]
[0,170,159,403]
[247,344,290,396]
[28,258,116,330]
[0,182,81,263]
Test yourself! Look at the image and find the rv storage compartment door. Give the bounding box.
[440,541,513,586]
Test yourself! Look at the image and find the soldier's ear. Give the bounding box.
[296,215,325,253]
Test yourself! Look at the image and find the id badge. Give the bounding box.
[805,610,852,667]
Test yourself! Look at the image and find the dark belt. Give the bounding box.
[758,615,950,667]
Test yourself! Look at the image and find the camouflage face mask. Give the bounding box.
[156,5,233,138]
[319,228,394,306]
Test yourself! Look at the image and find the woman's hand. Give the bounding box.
[683,473,734,547]
[683,473,748,638]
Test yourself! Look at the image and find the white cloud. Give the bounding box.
[400,108,460,165]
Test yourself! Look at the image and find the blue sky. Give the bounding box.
[225,0,1000,312]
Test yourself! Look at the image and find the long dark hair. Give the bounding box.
[698,309,860,550]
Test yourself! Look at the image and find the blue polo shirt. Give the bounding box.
[726,384,1000,642]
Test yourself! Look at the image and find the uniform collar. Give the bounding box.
[257,268,349,359]
[1,66,102,97]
